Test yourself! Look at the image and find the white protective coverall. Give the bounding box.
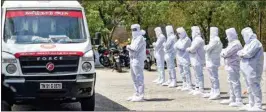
[186,26,205,96]
[174,27,192,91]
[152,27,166,84]
[237,27,264,111]
[220,28,244,107]
[203,27,223,100]
[162,25,177,88]
[126,24,146,102]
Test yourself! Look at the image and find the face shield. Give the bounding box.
[166,25,174,38]
[154,27,162,38]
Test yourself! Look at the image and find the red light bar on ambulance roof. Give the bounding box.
[6,10,83,18]
[14,51,84,58]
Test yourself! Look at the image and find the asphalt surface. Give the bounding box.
[11,66,266,111]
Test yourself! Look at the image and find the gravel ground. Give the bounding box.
[12,66,266,111]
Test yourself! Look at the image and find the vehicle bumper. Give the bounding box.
[3,73,96,104]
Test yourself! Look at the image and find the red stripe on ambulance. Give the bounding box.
[14,51,84,58]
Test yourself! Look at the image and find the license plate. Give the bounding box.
[40,83,62,89]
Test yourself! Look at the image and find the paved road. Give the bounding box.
[12,66,266,111]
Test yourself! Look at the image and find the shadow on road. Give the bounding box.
[12,93,130,111]
[146,69,157,72]
[145,98,174,102]
[220,96,247,100]
[220,92,228,94]
[95,93,129,111]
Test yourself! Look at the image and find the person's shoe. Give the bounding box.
[229,102,244,107]
[181,86,190,91]
[176,86,182,90]
[157,79,165,85]
[188,90,195,95]
[127,95,137,101]
[152,78,160,83]
[208,94,220,100]
[180,84,187,91]
[202,93,211,98]
[184,86,193,92]
[220,99,233,105]
[193,90,204,96]
[162,80,171,86]
[168,81,177,88]
[238,104,252,111]
[131,96,145,102]
[247,106,264,111]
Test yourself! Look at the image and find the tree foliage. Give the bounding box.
[80,0,266,49]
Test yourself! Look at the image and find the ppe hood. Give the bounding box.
[131,24,141,39]
[141,30,146,36]
[191,26,201,39]
[176,27,187,39]
[241,27,256,44]
[210,27,218,40]
[225,28,238,42]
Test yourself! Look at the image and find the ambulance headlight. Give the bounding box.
[82,62,92,72]
[6,64,17,74]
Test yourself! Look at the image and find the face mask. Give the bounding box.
[227,36,233,42]
[132,31,140,39]
[177,32,184,39]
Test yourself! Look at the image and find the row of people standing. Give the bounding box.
[152,26,264,111]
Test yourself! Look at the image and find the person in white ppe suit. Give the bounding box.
[162,25,177,88]
[202,27,223,100]
[141,30,147,49]
[126,24,146,102]
[152,27,166,85]
[220,28,244,107]
[186,26,205,96]
[174,27,192,91]
[237,27,264,111]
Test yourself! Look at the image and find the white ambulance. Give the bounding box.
[1,1,96,110]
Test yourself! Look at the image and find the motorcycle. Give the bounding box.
[120,46,130,68]
[98,46,111,67]
[110,48,122,72]
[144,49,153,71]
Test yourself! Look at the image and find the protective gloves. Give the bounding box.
[186,48,191,53]
[220,50,225,58]
[237,51,244,58]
